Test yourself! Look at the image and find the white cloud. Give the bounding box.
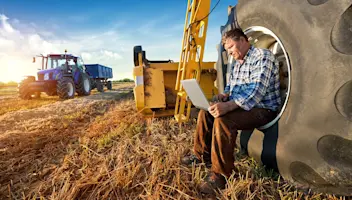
[0,14,14,33]
[0,37,15,51]
[102,50,122,59]
[0,14,58,82]
[81,52,92,60]
[0,13,221,83]
[81,50,123,68]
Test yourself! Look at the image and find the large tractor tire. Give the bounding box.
[76,73,91,96]
[18,76,36,100]
[231,0,352,195]
[45,90,57,96]
[57,77,75,99]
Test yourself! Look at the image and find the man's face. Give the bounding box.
[225,37,246,60]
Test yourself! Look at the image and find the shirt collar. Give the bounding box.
[243,45,255,61]
[233,45,254,67]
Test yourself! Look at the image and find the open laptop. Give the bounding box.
[180,79,210,110]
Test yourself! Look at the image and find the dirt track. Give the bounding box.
[0,85,133,198]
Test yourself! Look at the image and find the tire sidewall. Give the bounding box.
[57,77,75,99]
[76,73,91,96]
[67,80,75,98]
[81,74,91,95]
[107,81,112,90]
[83,76,91,93]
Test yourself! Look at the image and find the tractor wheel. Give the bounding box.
[18,76,36,100]
[76,73,91,96]
[45,90,57,96]
[32,92,41,99]
[107,81,112,90]
[234,0,352,195]
[57,77,75,99]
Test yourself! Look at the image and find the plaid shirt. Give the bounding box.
[224,46,281,111]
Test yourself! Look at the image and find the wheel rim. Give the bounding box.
[67,82,74,96]
[84,78,90,92]
[244,26,292,129]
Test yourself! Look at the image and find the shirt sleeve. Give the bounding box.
[224,84,230,94]
[231,55,274,111]
[223,57,234,94]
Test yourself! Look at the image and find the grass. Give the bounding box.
[90,82,134,95]
[0,86,18,96]
[0,86,59,116]
[0,95,347,199]
[0,98,116,199]
[0,82,133,116]
[0,81,348,199]
[0,96,59,115]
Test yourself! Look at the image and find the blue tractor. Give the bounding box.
[19,51,93,100]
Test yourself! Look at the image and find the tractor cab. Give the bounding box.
[34,54,85,71]
[33,53,86,82]
[44,54,85,71]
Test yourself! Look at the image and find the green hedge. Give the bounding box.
[0,81,18,87]
[113,78,134,83]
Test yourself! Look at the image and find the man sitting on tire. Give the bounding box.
[181,28,281,194]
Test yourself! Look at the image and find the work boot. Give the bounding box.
[199,171,227,195]
[180,153,211,168]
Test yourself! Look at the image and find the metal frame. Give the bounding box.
[174,0,212,123]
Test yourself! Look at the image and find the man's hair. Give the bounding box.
[223,28,248,42]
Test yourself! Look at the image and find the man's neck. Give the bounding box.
[238,45,251,64]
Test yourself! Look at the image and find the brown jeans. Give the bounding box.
[193,108,277,177]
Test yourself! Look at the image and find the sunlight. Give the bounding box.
[0,56,39,83]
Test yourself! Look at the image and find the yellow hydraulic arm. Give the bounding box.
[174,0,212,123]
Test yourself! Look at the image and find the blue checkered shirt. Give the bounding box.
[224,46,281,111]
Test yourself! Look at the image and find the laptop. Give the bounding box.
[180,79,210,110]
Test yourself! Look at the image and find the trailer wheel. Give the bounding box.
[96,81,104,92]
[107,81,112,90]
[90,78,97,90]
[76,73,91,96]
[19,76,36,100]
[235,0,352,195]
[57,77,75,99]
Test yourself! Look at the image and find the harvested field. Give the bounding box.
[0,83,348,199]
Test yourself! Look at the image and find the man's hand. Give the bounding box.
[208,102,229,118]
[208,101,239,118]
[211,93,229,105]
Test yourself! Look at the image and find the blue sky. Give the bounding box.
[0,0,237,82]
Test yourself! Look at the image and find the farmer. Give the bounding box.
[181,28,281,194]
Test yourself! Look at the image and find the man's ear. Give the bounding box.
[240,36,246,43]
